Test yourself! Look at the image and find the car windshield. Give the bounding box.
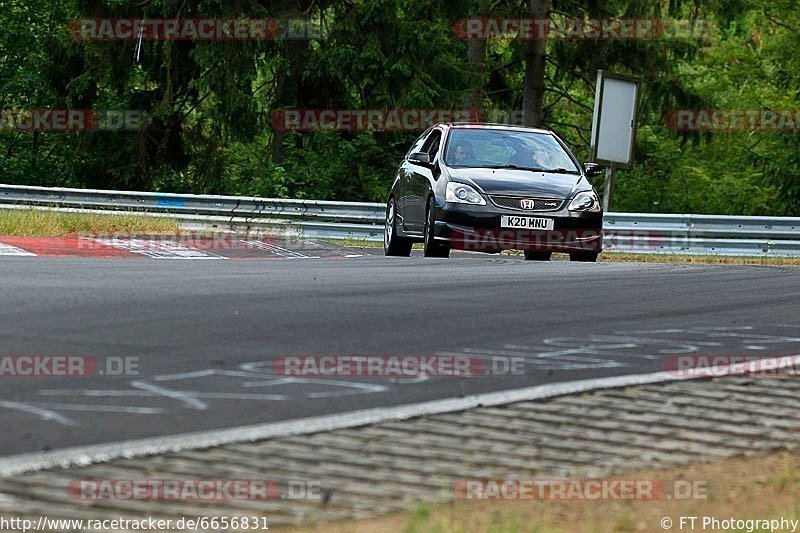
[444,128,580,173]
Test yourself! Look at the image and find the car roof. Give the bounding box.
[438,122,553,135]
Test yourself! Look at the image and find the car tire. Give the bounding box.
[524,251,552,261]
[384,197,412,256]
[569,251,599,262]
[424,197,450,258]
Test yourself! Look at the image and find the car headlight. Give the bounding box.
[446,182,486,205]
[568,191,601,212]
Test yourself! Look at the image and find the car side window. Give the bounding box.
[421,130,442,160]
[406,128,432,159]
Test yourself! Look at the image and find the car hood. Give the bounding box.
[447,167,584,198]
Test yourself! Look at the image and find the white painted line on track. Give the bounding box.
[130,380,208,410]
[86,237,226,259]
[1,355,797,477]
[240,239,312,258]
[0,401,75,427]
[0,242,36,256]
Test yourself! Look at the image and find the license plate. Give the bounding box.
[500,216,554,230]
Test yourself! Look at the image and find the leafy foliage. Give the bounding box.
[0,0,798,214]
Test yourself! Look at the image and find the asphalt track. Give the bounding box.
[2,251,800,456]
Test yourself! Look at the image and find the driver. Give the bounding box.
[451,141,475,164]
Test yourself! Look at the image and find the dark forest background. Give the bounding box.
[2,0,799,214]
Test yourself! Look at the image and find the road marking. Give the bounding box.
[0,401,75,426]
[240,239,314,258]
[31,366,376,420]
[241,377,387,397]
[0,242,36,256]
[440,349,625,370]
[5,324,800,429]
[2,354,799,477]
[38,390,288,401]
[33,403,166,415]
[0,235,364,259]
[131,380,208,410]
[86,237,226,259]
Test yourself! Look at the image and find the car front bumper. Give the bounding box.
[435,203,603,253]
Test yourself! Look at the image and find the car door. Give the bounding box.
[398,129,431,233]
[405,129,442,233]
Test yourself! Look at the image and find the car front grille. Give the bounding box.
[489,196,565,211]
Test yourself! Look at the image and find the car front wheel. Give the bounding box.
[569,251,599,262]
[424,197,450,258]
[524,251,552,261]
[384,197,412,256]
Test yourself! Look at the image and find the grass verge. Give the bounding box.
[285,451,800,532]
[0,209,179,237]
[600,252,800,266]
[325,238,800,266]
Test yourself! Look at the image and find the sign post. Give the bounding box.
[589,71,640,211]
[603,163,615,211]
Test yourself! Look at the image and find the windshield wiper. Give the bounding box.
[482,164,543,172]
[481,164,579,174]
[542,167,579,174]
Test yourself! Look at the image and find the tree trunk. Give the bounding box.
[270,58,289,165]
[464,38,487,111]
[270,39,304,165]
[463,2,490,113]
[521,0,551,127]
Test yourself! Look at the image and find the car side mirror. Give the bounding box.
[409,152,430,165]
[584,162,603,177]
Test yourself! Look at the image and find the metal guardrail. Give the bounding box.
[1,183,799,255]
[0,183,386,241]
[603,212,800,256]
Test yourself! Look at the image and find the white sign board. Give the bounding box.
[590,71,640,169]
